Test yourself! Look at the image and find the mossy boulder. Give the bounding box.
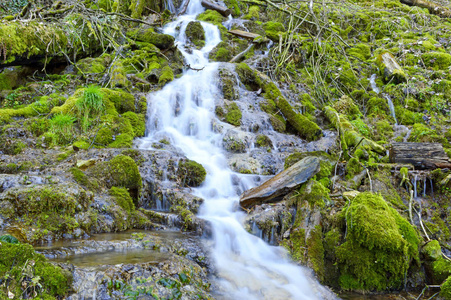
[0,243,71,298]
[177,159,207,187]
[91,154,142,198]
[127,28,175,49]
[422,240,451,284]
[185,21,205,49]
[336,192,420,291]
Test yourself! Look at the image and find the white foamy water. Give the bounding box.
[138,2,333,298]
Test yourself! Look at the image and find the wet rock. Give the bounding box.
[245,202,293,245]
[240,156,321,208]
[222,129,251,153]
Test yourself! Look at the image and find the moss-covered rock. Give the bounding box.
[177,159,207,187]
[0,243,71,298]
[185,21,205,49]
[336,192,419,291]
[127,28,175,49]
[422,240,451,284]
[91,154,142,198]
[110,186,135,213]
[224,102,242,126]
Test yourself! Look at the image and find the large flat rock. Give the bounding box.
[239,156,320,209]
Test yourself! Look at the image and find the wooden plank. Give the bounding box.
[389,142,451,169]
[201,0,231,17]
[228,30,261,40]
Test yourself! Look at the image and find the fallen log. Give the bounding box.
[239,156,320,209]
[201,0,231,17]
[228,30,261,40]
[389,142,451,169]
[400,0,451,18]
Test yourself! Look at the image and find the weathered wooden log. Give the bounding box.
[201,0,231,17]
[389,142,451,169]
[400,0,451,18]
[239,156,320,209]
[228,30,261,40]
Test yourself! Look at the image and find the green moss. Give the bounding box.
[73,140,90,149]
[275,93,322,141]
[422,52,451,70]
[129,0,157,18]
[336,192,419,291]
[159,65,174,85]
[127,28,175,49]
[256,134,272,148]
[76,55,110,74]
[347,43,371,61]
[4,186,89,241]
[346,157,362,179]
[225,102,242,126]
[0,243,71,298]
[235,62,262,91]
[92,154,142,197]
[408,123,445,143]
[185,21,205,48]
[101,88,135,114]
[122,111,145,137]
[70,167,99,191]
[244,5,260,20]
[211,46,231,62]
[332,95,361,120]
[307,225,325,281]
[177,159,206,187]
[196,10,225,25]
[441,276,451,299]
[110,186,135,213]
[304,180,330,208]
[263,21,285,41]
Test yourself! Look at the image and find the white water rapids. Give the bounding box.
[138,1,332,298]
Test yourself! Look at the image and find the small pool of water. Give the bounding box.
[34,229,191,251]
[51,248,172,268]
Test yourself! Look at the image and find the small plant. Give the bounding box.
[50,113,76,144]
[76,85,105,132]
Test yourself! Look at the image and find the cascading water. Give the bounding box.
[138,1,333,299]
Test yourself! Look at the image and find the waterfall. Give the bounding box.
[369,74,398,125]
[138,1,330,298]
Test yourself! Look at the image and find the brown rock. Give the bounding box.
[239,156,320,209]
